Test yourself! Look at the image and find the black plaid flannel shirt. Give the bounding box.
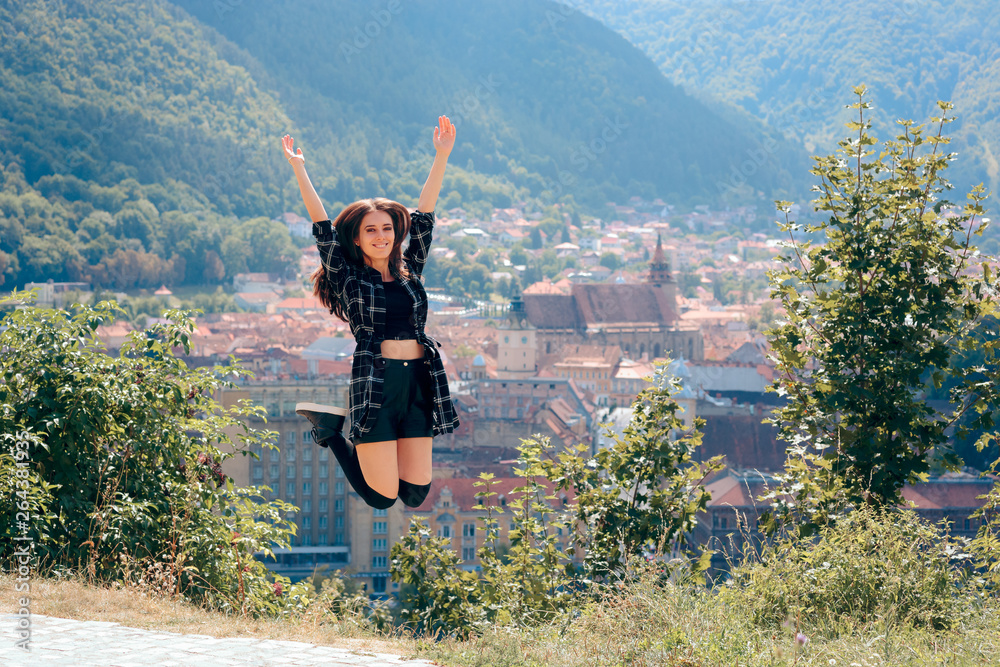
[313,209,459,442]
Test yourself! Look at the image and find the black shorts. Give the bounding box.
[356,358,435,444]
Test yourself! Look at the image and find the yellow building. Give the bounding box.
[552,344,622,406]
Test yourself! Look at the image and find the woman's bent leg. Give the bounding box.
[356,440,401,500]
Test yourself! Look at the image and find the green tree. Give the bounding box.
[764,87,997,535]
[530,227,543,249]
[509,246,529,266]
[599,252,621,271]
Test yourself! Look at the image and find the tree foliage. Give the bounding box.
[390,362,721,637]
[0,293,309,615]
[763,87,998,535]
[540,362,723,580]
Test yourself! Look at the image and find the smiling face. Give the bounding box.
[355,210,396,266]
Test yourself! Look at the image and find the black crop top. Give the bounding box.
[383,279,417,339]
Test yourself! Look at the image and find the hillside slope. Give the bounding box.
[168,0,808,208]
[574,0,1000,198]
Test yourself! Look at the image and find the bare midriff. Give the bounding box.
[381,339,425,360]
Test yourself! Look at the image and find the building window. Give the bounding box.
[373,521,388,534]
[373,538,387,551]
[318,447,328,461]
[252,465,263,481]
[319,498,328,512]
[319,533,328,545]
[335,499,344,512]
[335,465,344,478]
[373,508,388,517]
[463,523,476,538]
[372,555,387,568]
[439,525,452,538]
[303,517,312,530]
[372,576,387,593]
[319,481,328,494]
[462,547,476,561]
[319,516,328,529]
[287,446,296,463]
[335,515,344,529]
[286,483,295,498]
[286,430,296,445]
[303,534,311,546]
[320,464,329,479]
[303,429,313,444]
[303,464,312,479]
[302,447,312,462]
[335,532,343,545]
[721,517,728,530]
[286,465,295,480]
[303,499,311,513]
[303,482,312,495]
[336,481,345,495]
[269,464,279,481]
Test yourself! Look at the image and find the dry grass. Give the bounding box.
[0,573,424,659]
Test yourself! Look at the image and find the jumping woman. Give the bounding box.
[282,116,459,509]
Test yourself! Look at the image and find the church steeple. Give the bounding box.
[506,287,529,329]
[647,233,673,286]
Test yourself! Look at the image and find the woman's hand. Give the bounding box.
[282,134,305,168]
[432,116,456,156]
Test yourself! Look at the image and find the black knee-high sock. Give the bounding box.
[326,432,396,509]
[398,479,431,508]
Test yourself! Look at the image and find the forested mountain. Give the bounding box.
[573,0,1000,200]
[0,0,806,290]
[168,0,806,209]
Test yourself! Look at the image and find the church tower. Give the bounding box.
[647,233,678,308]
[496,289,537,379]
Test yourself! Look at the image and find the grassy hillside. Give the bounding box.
[574,0,1000,200]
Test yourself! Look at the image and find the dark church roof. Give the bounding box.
[522,294,584,330]
[522,284,679,330]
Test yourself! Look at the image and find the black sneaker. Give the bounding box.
[295,403,349,453]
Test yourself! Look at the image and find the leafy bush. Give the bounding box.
[391,521,484,639]
[722,505,972,632]
[390,363,720,637]
[0,293,301,616]
[541,362,723,581]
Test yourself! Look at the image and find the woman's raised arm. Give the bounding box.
[416,116,455,214]
[283,134,329,223]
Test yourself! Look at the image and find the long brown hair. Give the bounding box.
[312,198,411,321]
